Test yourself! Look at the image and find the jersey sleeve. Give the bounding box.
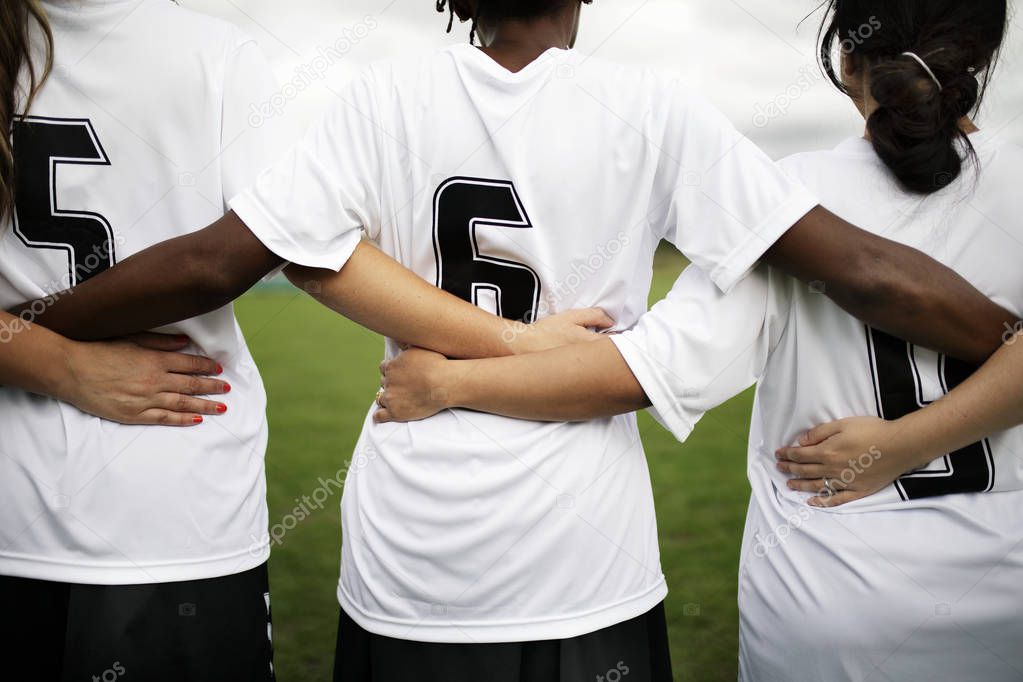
[610,264,788,442]
[228,72,383,271]
[219,34,290,208]
[655,86,818,293]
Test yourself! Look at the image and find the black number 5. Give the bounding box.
[13,116,115,285]
[867,327,995,500]
[433,177,540,323]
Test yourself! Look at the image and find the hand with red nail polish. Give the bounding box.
[58,333,231,427]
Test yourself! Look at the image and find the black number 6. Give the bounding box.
[433,177,540,323]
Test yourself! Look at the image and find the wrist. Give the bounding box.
[439,359,477,410]
[501,320,534,356]
[886,412,940,470]
[46,336,82,404]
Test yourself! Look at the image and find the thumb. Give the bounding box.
[800,420,844,447]
[373,408,393,424]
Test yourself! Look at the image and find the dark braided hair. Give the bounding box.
[436,1,591,45]
[818,0,1007,194]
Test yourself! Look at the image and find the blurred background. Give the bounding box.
[187,0,1023,157]
[176,1,1023,680]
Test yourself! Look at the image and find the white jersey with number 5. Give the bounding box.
[231,44,817,642]
[0,0,283,584]
[613,131,1023,680]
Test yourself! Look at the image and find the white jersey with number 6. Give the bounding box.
[613,131,1023,680]
[231,43,818,643]
[0,0,283,584]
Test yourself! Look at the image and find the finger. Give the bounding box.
[163,374,231,397]
[808,490,863,508]
[163,352,223,376]
[134,409,207,427]
[776,461,827,479]
[787,478,828,494]
[775,444,824,464]
[159,393,228,416]
[800,421,844,447]
[379,360,391,375]
[373,408,393,424]
[569,307,615,330]
[127,333,191,351]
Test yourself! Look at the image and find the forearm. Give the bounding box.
[833,239,1008,364]
[891,332,1023,463]
[441,338,649,421]
[10,212,282,341]
[765,207,1014,364]
[287,243,537,359]
[0,311,74,400]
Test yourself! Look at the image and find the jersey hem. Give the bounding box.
[709,188,818,293]
[0,544,270,585]
[337,579,668,644]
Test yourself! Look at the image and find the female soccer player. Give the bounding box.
[375,1,1023,679]
[0,3,609,681]
[17,0,1020,680]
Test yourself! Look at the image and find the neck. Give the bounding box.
[475,12,576,73]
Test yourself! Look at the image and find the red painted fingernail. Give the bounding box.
[222,382,231,393]
[193,415,204,424]
[216,364,224,375]
[216,404,228,414]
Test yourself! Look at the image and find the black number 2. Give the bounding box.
[13,116,115,285]
[866,327,995,500]
[433,177,540,323]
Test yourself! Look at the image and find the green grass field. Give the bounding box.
[235,247,755,681]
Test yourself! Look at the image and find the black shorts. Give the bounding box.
[333,602,673,682]
[0,562,275,682]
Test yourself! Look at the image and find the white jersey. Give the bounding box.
[231,43,816,642]
[0,0,283,584]
[614,131,1023,679]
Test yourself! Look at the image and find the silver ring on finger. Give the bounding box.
[823,477,836,495]
[375,388,385,408]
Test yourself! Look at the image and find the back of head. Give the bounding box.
[818,0,1008,194]
[436,0,591,42]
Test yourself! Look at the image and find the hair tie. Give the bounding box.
[901,52,943,92]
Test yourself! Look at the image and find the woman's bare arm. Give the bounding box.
[0,311,229,426]
[375,339,649,423]
[764,206,1014,364]
[12,212,609,358]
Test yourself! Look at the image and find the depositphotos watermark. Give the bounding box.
[752,16,882,129]
[753,445,883,557]
[91,661,126,682]
[596,661,630,682]
[1001,321,1023,345]
[499,231,633,345]
[248,16,379,128]
[248,445,379,554]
